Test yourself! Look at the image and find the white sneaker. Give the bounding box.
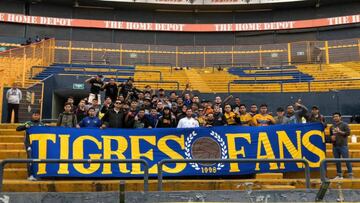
[334,176,343,180]
[337,197,344,202]
[27,175,37,181]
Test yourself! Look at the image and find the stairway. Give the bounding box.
[183,69,212,93]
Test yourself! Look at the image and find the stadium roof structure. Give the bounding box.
[23,0,359,10]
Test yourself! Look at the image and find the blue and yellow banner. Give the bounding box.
[28,123,325,178]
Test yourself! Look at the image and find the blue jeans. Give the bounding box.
[333,146,353,176]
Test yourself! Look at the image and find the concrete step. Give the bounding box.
[256,173,283,179]
[4,178,360,192]
[0,136,24,143]
[0,150,27,159]
[4,168,27,179]
[327,143,360,150]
[0,143,24,150]
[0,124,19,129]
[0,130,24,135]
[1,179,308,192]
[261,185,296,190]
[0,160,27,169]
[326,150,360,158]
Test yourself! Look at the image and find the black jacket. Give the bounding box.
[101,109,125,128]
[158,114,177,128]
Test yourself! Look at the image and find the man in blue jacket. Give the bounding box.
[77,107,102,128]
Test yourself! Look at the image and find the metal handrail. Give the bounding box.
[0,159,149,192]
[316,158,360,201]
[134,62,173,73]
[116,70,162,81]
[157,158,310,191]
[228,78,360,93]
[135,80,180,90]
[212,63,252,73]
[71,59,109,65]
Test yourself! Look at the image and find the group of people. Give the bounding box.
[15,76,353,180]
[55,76,326,129]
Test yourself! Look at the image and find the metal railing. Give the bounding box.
[135,62,173,72]
[116,70,163,81]
[228,78,360,93]
[212,63,252,73]
[0,159,149,192]
[157,158,311,191]
[316,158,360,201]
[134,80,180,90]
[71,59,109,65]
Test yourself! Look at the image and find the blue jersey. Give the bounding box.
[79,116,102,128]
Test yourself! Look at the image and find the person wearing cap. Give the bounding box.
[274,107,289,125]
[307,105,326,127]
[16,111,46,181]
[85,75,104,105]
[101,78,118,103]
[143,97,152,114]
[119,77,137,99]
[158,106,177,128]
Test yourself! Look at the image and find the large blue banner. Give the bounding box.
[28,123,325,178]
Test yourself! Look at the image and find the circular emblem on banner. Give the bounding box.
[184,131,228,172]
[191,137,221,166]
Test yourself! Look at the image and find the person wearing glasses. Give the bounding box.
[101,100,125,129]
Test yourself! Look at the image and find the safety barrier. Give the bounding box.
[0,159,149,192]
[316,158,360,201]
[157,158,311,191]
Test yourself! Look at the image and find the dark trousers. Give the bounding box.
[24,134,32,176]
[7,103,19,123]
[333,146,353,176]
